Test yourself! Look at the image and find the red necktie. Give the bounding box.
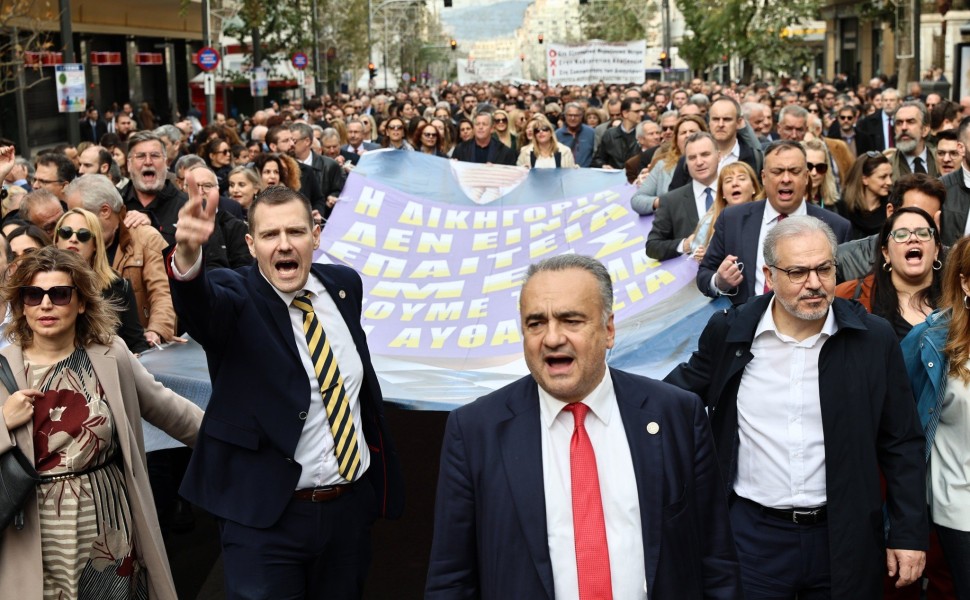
[563,402,613,600]
[764,214,787,294]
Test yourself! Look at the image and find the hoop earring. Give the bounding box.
[882,262,892,273]
[933,260,943,271]
[964,295,970,310]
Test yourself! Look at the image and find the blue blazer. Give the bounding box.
[696,200,852,304]
[425,369,742,600]
[170,262,404,528]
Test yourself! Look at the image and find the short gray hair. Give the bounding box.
[564,102,585,115]
[778,104,809,122]
[659,110,679,122]
[763,216,837,267]
[523,255,613,323]
[684,131,717,152]
[688,94,710,108]
[897,100,929,127]
[63,174,123,213]
[19,189,61,221]
[153,124,182,144]
[320,128,340,143]
[125,131,164,157]
[174,154,205,175]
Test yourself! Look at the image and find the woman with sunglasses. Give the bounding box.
[802,138,841,208]
[54,209,149,354]
[516,115,576,169]
[0,246,202,599]
[631,115,708,215]
[414,123,448,158]
[381,117,412,150]
[902,235,970,599]
[492,109,517,154]
[836,207,943,339]
[202,137,232,195]
[836,151,893,240]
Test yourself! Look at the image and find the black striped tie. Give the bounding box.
[292,292,361,481]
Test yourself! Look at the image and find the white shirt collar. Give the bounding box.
[762,198,808,225]
[259,270,324,307]
[538,367,614,430]
[692,178,717,200]
[754,297,838,346]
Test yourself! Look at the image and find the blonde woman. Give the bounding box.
[493,109,517,153]
[53,208,149,353]
[802,138,840,208]
[516,115,576,169]
[689,162,762,262]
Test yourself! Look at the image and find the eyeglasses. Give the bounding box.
[21,285,76,307]
[56,226,92,243]
[888,227,934,243]
[422,132,438,138]
[387,124,404,131]
[661,125,676,131]
[493,118,508,124]
[808,108,820,113]
[131,152,165,163]
[768,261,837,283]
[838,115,855,121]
[806,162,828,174]
[31,177,64,186]
[214,148,231,155]
[197,182,218,194]
[536,126,552,133]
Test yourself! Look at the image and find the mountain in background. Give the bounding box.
[440,1,532,41]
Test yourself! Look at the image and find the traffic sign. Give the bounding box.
[196,47,220,72]
[292,52,309,70]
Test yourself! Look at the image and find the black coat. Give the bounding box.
[452,138,517,165]
[664,294,927,599]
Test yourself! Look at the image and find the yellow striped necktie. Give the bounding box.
[292,292,361,481]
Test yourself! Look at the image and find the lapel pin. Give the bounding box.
[339,290,347,299]
[646,422,659,435]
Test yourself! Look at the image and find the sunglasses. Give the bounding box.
[806,162,828,174]
[494,118,508,124]
[536,126,552,133]
[422,132,438,138]
[387,124,404,131]
[21,285,76,307]
[661,125,676,131]
[56,226,92,243]
[838,115,855,121]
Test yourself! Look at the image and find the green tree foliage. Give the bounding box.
[222,0,315,77]
[579,0,652,42]
[676,0,817,79]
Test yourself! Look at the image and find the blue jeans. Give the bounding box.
[936,523,970,600]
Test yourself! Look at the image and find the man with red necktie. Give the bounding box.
[426,254,742,600]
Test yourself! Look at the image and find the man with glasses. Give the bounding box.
[555,102,595,168]
[827,105,878,158]
[32,153,76,204]
[934,129,962,177]
[697,140,851,304]
[939,117,970,245]
[592,98,643,169]
[120,131,187,247]
[668,215,928,599]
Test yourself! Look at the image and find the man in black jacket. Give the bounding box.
[120,131,187,247]
[290,123,343,218]
[591,98,642,169]
[452,113,516,165]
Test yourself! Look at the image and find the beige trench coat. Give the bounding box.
[0,337,203,599]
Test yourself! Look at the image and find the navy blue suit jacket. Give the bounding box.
[425,369,742,600]
[171,262,403,528]
[696,200,852,304]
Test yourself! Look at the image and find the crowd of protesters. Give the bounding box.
[1,69,970,598]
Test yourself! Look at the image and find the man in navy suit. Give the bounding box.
[426,254,742,600]
[697,140,852,304]
[169,181,403,599]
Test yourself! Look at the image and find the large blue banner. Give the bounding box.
[317,150,726,409]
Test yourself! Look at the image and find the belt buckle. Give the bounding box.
[792,509,817,524]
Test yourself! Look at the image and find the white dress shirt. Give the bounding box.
[733,298,837,508]
[681,179,718,255]
[171,255,370,489]
[539,372,646,600]
[904,147,929,173]
[718,140,740,171]
[754,200,808,294]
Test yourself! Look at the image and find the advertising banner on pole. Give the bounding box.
[545,40,646,86]
[55,64,86,113]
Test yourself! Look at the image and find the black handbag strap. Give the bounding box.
[0,355,17,394]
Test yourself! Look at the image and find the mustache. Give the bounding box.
[799,290,827,300]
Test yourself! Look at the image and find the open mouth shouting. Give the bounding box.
[904,247,924,265]
[543,353,575,376]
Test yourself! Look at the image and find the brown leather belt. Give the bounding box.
[293,483,354,502]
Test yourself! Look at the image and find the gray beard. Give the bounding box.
[896,138,918,154]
